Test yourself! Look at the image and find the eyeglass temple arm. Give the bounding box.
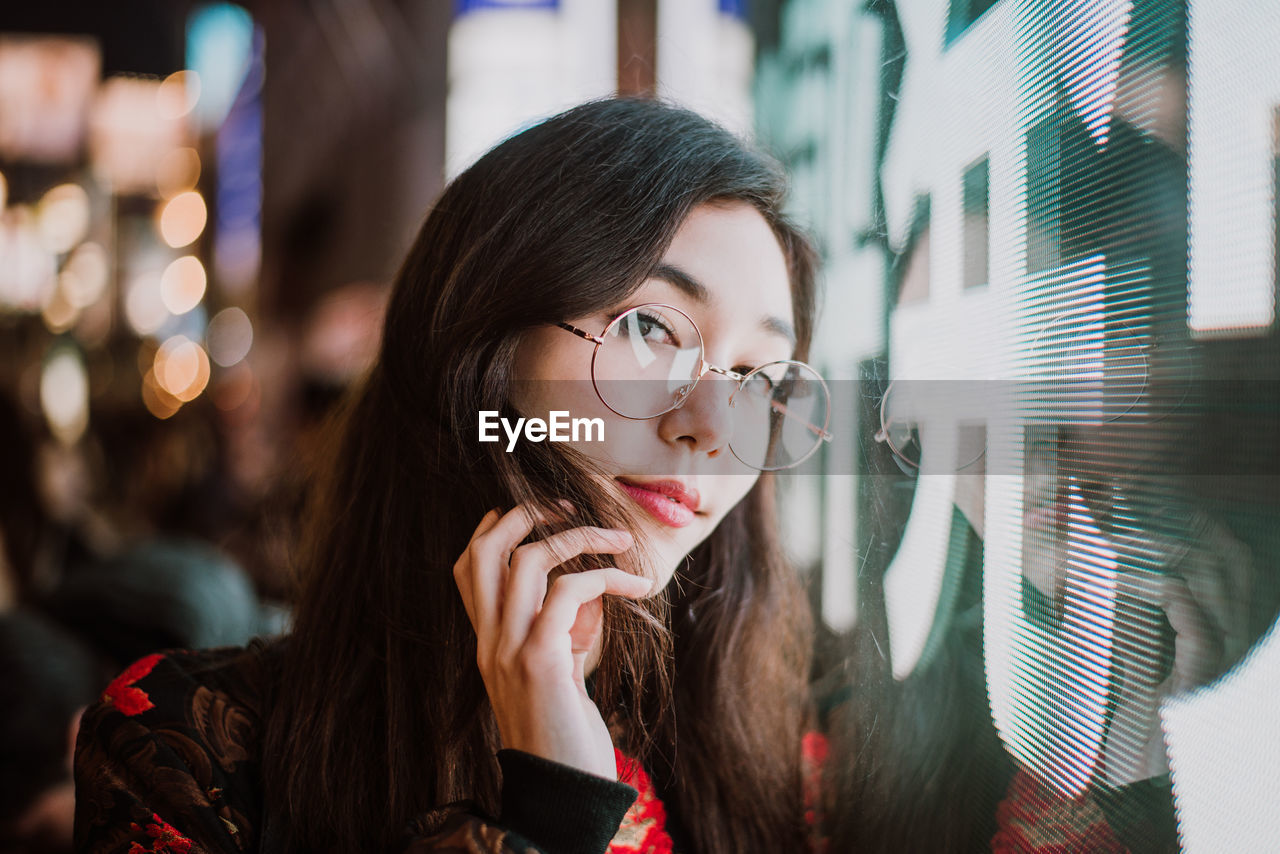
[556,322,605,345]
[769,399,834,442]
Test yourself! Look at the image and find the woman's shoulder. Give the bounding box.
[74,639,284,854]
[94,638,281,728]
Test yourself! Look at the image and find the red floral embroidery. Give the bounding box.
[609,748,673,854]
[103,654,163,717]
[802,731,829,766]
[605,736,829,853]
[127,812,194,854]
[991,769,1128,854]
[801,731,829,833]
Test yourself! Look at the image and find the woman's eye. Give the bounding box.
[740,367,776,393]
[634,310,678,344]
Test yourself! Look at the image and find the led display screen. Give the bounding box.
[759,0,1280,849]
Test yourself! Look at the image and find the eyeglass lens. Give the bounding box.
[592,306,829,470]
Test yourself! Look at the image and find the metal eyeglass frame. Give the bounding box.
[556,302,834,471]
[873,379,986,475]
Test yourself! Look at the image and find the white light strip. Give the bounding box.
[1187,0,1280,335]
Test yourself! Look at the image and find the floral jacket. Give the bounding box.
[73,642,1158,854]
[74,642,680,854]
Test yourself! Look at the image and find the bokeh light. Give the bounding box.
[188,4,255,131]
[157,69,201,119]
[157,191,207,248]
[207,306,253,367]
[40,346,89,444]
[141,367,181,419]
[62,241,109,308]
[36,182,91,254]
[42,273,80,332]
[0,207,57,310]
[124,270,169,335]
[90,75,188,194]
[75,295,112,349]
[154,334,211,402]
[155,147,201,198]
[160,255,206,315]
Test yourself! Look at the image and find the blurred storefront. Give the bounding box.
[0,1,454,601]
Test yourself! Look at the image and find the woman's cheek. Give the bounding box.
[708,472,760,515]
[574,420,660,472]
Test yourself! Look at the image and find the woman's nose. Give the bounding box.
[658,373,735,457]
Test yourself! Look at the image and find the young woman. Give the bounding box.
[74,98,829,854]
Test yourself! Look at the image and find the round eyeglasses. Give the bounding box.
[557,303,833,471]
[873,380,986,475]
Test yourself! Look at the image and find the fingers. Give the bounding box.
[1158,574,1224,691]
[454,505,547,641]
[450,504,645,779]
[529,568,653,653]
[453,508,503,627]
[454,504,641,676]
[1182,520,1254,666]
[499,528,634,659]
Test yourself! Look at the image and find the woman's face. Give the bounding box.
[511,201,797,590]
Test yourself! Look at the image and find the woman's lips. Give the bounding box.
[616,478,698,528]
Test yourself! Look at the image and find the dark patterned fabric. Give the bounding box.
[75,646,267,854]
[73,643,569,854]
[73,641,1152,854]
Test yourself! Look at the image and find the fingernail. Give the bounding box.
[608,529,633,545]
[558,499,576,512]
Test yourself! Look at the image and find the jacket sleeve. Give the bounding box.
[400,751,639,854]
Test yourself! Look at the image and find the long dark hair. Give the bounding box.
[262,98,818,853]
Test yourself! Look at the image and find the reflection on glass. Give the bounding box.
[760,0,1280,849]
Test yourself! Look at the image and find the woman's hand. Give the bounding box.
[453,504,651,780]
[1105,513,1253,784]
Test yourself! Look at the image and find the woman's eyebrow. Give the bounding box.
[651,263,796,346]
[653,262,711,303]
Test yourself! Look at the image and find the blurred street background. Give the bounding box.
[0,0,779,605]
